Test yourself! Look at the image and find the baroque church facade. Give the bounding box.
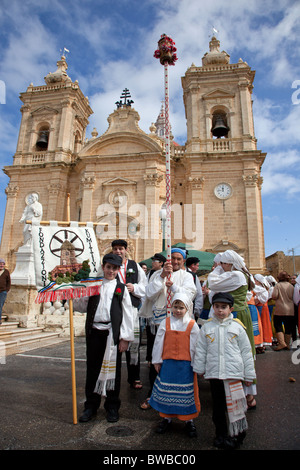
[0,37,266,273]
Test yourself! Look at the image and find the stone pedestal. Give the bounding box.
[38,301,85,337]
[10,243,36,286]
[5,243,40,327]
[4,285,41,328]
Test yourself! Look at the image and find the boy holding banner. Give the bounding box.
[79,253,134,423]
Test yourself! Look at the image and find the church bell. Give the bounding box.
[211,115,230,138]
[36,131,49,149]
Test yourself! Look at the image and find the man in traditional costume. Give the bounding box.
[111,239,147,390]
[79,254,134,423]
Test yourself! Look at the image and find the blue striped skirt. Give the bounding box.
[248,303,260,337]
[149,359,197,416]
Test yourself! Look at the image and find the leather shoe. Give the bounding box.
[79,408,96,423]
[185,421,197,438]
[213,435,238,449]
[155,418,172,434]
[106,408,119,423]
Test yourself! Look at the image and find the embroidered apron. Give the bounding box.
[150,317,200,420]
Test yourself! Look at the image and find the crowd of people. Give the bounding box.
[1,238,298,449]
[75,240,300,450]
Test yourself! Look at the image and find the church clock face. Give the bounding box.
[214,183,232,200]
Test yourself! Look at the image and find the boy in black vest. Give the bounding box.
[111,239,147,389]
[79,253,134,423]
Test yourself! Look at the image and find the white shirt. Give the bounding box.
[117,261,147,303]
[253,285,269,304]
[207,265,247,317]
[208,265,247,295]
[146,268,197,304]
[293,282,300,306]
[93,278,134,342]
[151,312,200,366]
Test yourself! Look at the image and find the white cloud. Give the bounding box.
[261,147,300,196]
[253,96,300,148]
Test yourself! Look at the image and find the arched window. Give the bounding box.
[74,131,82,153]
[211,111,230,139]
[36,125,50,151]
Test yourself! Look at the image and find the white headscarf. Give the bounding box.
[213,253,222,264]
[266,275,277,285]
[171,292,192,310]
[254,274,269,289]
[220,250,246,271]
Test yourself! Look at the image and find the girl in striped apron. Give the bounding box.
[150,293,200,437]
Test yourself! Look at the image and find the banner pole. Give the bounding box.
[154,34,177,316]
[66,193,77,424]
[164,61,172,316]
[69,297,77,424]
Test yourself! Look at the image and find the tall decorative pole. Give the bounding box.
[154,34,178,315]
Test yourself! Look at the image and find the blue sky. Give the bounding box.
[0,0,300,259]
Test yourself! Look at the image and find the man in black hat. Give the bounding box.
[186,257,203,320]
[79,253,134,423]
[111,239,147,390]
[149,253,166,280]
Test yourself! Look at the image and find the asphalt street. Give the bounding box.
[0,333,299,458]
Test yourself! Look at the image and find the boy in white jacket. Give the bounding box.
[193,292,256,449]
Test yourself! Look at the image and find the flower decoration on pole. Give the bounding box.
[154,34,178,65]
[154,34,177,316]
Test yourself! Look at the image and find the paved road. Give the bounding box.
[0,335,299,457]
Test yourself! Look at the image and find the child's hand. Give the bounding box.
[154,363,161,373]
[244,381,253,387]
[119,339,129,353]
[126,283,134,293]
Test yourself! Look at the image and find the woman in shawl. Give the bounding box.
[253,274,273,351]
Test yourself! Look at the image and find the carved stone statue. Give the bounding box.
[19,193,43,245]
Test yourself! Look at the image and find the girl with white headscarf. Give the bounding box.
[253,274,273,350]
[150,293,200,437]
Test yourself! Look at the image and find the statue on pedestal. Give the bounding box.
[19,193,43,246]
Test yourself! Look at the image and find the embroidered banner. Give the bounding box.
[31,222,103,303]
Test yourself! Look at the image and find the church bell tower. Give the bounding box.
[1,55,93,263]
[182,36,266,272]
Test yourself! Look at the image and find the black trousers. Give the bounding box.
[84,328,122,413]
[145,324,158,398]
[125,350,141,384]
[273,315,294,335]
[209,379,228,437]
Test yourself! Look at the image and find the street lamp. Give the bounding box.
[159,204,166,251]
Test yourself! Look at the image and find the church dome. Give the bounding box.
[202,36,230,66]
[44,56,72,84]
